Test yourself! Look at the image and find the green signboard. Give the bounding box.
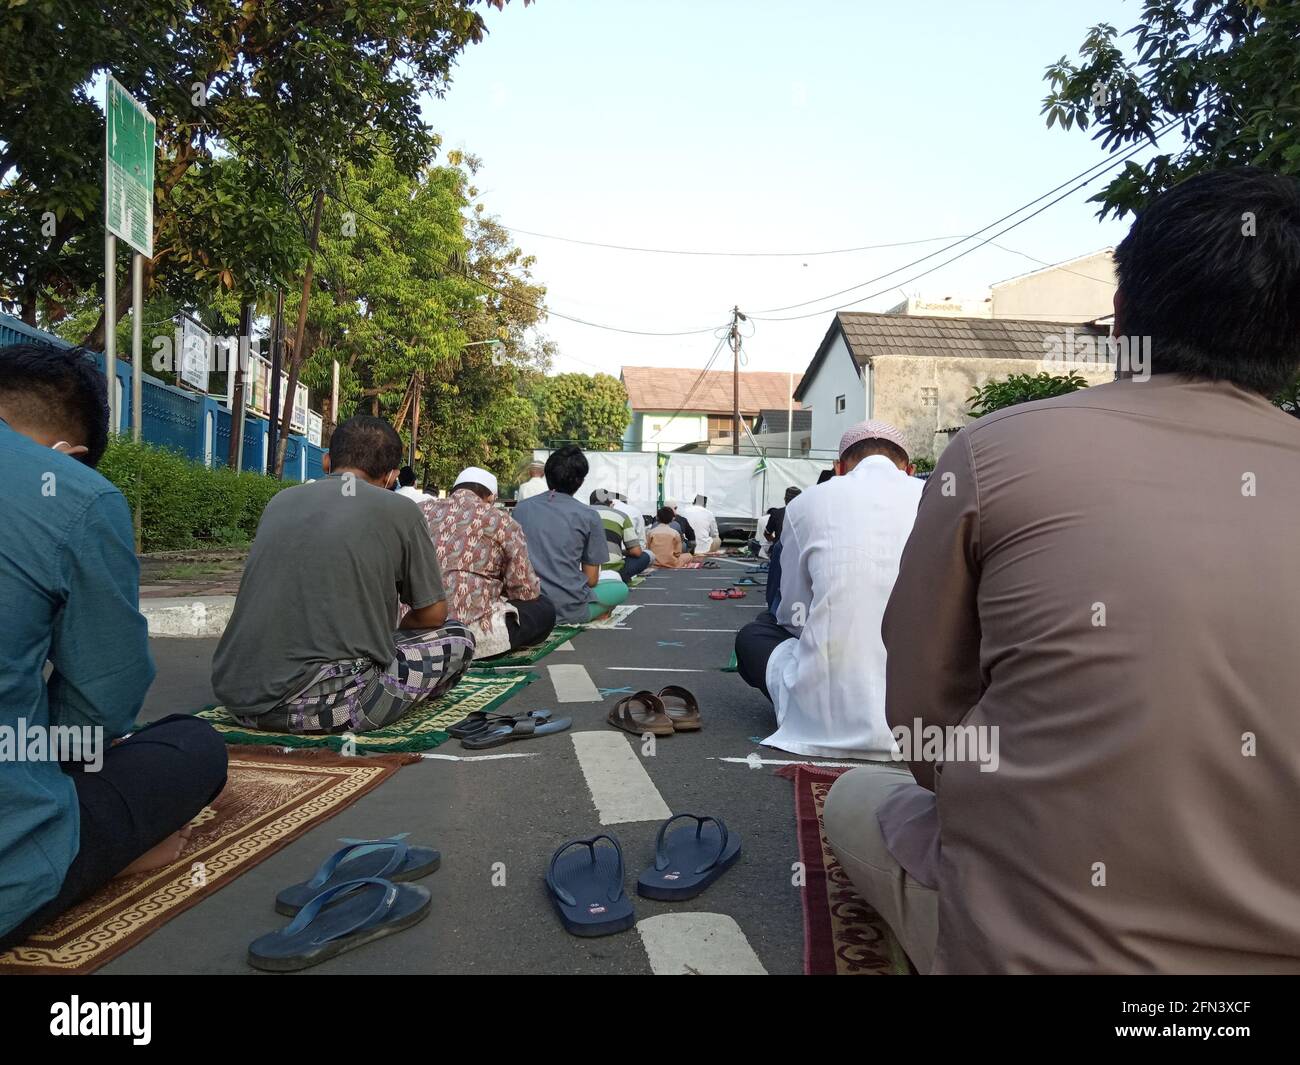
[105,76,155,256]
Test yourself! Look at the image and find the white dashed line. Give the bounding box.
[548,664,602,702]
[570,731,673,825]
[636,913,767,975]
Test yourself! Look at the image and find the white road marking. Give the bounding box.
[678,628,739,633]
[583,604,640,629]
[636,913,767,975]
[557,641,574,651]
[713,755,881,768]
[606,667,708,673]
[418,751,540,762]
[548,664,602,702]
[570,731,672,825]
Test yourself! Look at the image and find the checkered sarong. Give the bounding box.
[249,623,476,734]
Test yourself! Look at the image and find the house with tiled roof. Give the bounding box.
[794,311,1112,460]
[619,366,802,452]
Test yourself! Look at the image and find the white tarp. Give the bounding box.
[531,449,659,517]
[662,453,762,520]
[759,457,834,513]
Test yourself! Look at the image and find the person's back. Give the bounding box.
[867,168,1300,974]
[0,419,152,930]
[646,521,686,567]
[906,378,1300,972]
[770,454,921,756]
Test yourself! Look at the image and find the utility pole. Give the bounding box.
[730,305,746,455]
[267,287,284,475]
[228,301,252,469]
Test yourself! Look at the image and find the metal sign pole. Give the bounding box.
[104,234,117,433]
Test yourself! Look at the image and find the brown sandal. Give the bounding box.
[657,685,702,731]
[607,692,675,736]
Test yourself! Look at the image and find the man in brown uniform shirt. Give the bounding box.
[826,168,1300,973]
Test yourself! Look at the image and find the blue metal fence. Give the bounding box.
[0,313,326,477]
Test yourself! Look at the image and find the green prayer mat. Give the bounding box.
[194,671,538,753]
[721,650,739,673]
[469,625,582,671]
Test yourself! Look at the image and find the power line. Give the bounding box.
[497,227,970,258]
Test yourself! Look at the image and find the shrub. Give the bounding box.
[966,371,1089,419]
[97,438,295,551]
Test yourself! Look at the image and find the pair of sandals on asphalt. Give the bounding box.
[247,834,440,972]
[708,586,747,600]
[545,813,742,937]
[446,708,572,749]
[607,685,702,735]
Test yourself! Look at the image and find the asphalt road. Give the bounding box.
[114,563,824,975]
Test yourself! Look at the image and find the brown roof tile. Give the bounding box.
[620,367,802,414]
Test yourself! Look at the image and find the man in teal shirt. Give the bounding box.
[0,342,227,949]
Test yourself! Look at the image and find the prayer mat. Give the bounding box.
[629,573,648,587]
[0,746,417,975]
[777,763,912,975]
[197,671,537,752]
[469,625,581,671]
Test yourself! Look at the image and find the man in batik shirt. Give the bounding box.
[418,466,556,659]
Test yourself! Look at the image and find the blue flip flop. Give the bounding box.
[274,834,440,916]
[460,714,572,750]
[545,834,636,937]
[636,813,741,900]
[248,877,431,972]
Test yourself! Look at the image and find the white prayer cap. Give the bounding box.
[455,466,498,496]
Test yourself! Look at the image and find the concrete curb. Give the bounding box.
[141,595,235,638]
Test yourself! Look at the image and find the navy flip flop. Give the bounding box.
[274,834,440,916]
[447,709,552,739]
[249,877,431,972]
[636,813,741,901]
[460,714,572,750]
[545,834,635,937]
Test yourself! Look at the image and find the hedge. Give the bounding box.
[97,438,295,552]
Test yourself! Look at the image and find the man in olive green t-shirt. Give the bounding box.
[212,416,474,733]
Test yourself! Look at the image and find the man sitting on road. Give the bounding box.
[679,495,721,553]
[514,446,629,623]
[213,416,474,734]
[0,342,228,952]
[590,488,652,585]
[516,460,547,502]
[395,465,430,504]
[645,506,694,568]
[826,169,1300,974]
[611,491,647,545]
[663,498,698,553]
[418,466,556,659]
[734,421,921,760]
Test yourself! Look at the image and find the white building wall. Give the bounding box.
[632,411,709,453]
[800,332,864,455]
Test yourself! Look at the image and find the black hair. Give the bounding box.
[841,437,910,468]
[1114,167,1300,394]
[398,465,416,486]
[816,469,834,484]
[784,486,802,504]
[454,481,493,500]
[545,444,588,495]
[655,506,676,524]
[328,416,403,480]
[0,342,109,466]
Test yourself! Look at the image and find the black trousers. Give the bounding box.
[505,595,557,649]
[620,550,653,584]
[734,610,797,701]
[0,714,229,951]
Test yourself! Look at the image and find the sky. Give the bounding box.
[425,0,1151,378]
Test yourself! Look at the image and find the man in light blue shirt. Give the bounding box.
[0,342,227,949]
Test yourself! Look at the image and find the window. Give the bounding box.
[920,387,939,408]
[835,394,846,413]
[708,414,735,439]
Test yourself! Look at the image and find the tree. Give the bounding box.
[531,373,631,450]
[1042,0,1300,220]
[0,0,520,334]
[966,371,1089,419]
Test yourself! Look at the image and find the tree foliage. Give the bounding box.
[966,371,1089,419]
[530,373,631,450]
[1042,0,1300,220]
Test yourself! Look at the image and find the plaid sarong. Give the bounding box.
[244,623,476,734]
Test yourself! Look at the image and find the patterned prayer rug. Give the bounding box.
[777,763,912,975]
[0,746,417,975]
[469,626,581,671]
[197,671,537,752]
